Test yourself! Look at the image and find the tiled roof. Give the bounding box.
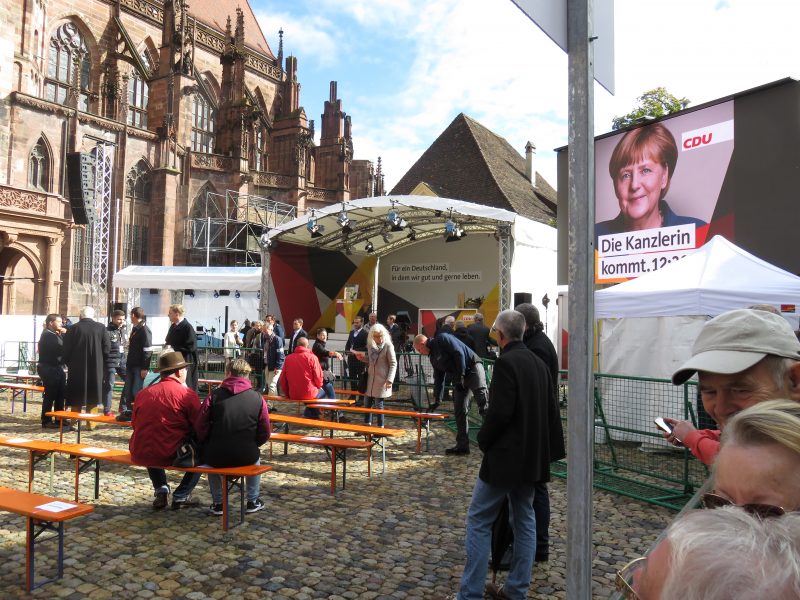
[189,0,274,58]
[390,113,556,223]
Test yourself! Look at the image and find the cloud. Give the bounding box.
[252,9,339,68]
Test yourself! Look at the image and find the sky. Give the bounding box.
[250,0,800,193]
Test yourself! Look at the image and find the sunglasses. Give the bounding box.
[615,556,646,599]
[701,492,786,518]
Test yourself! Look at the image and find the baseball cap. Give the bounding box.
[672,309,800,385]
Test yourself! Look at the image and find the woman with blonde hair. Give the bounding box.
[705,399,800,516]
[354,323,397,427]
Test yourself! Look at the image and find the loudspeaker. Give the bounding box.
[66,152,96,226]
[110,302,128,315]
[218,289,230,296]
[514,292,533,307]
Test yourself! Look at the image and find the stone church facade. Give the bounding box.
[0,0,377,315]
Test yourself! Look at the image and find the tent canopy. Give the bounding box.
[595,236,800,318]
[265,195,521,257]
[113,266,261,291]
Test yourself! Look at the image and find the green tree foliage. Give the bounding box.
[611,88,690,130]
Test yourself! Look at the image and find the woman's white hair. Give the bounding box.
[661,507,800,600]
[368,323,389,348]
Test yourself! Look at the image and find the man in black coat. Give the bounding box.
[63,306,110,412]
[165,304,198,391]
[38,313,66,428]
[118,306,152,420]
[286,318,308,354]
[467,312,497,359]
[344,316,368,404]
[515,302,565,562]
[453,309,557,600]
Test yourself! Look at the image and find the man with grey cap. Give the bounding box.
[664,308,800,464]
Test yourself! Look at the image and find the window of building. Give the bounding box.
[44,22,90,111]
[28,139,50,191]
[123,160,151,266]
[191,94,215,153]
[127,70,148,128]
[252,126,266,171]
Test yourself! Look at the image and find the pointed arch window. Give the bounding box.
[123,160,151,266]
[29,139,50,191]
[44,22,90,111]
[127,70,149,128]
[191,94,215,153]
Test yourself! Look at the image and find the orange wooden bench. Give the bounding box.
[267,432,373,495]
[0,381,45,413]
[306,404,448,453]
[0,485,93,591]
[0,435,61,493]
[47,410,131,443]
[270,414,404,475]
[0,434,271,532]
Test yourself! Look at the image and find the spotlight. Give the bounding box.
[307,210,324,238]
[260,233,278,250]
[184,289,195,297]
[387,209,406,232]
[213,290,220,298]
[406,228,417,241]
[365,241,374,253]
[344,245,352,256]
[336,203,355,234]
[257,291,261,300]
[381,231,392,243]
[235,290,241,298]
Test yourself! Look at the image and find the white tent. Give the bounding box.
[594,236,800,442]
[113,266,261,291]
[595,235,800,319]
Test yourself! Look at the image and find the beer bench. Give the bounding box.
[0,485,93,591]
[0,382,45,413]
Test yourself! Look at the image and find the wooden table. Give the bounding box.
[46,410,131,443]
[0,382,45,413]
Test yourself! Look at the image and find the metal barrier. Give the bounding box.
[551,372,710,511]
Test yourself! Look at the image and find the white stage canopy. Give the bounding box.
[113,266,261,292]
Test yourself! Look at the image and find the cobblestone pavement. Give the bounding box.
[0,396,672,599]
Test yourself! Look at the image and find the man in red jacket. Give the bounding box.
[278,337,334,418]
[129,351,201,510]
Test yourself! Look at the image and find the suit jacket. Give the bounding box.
[477,340,562,487]
[63,317,110,408]
[165,318,198,390]
[468,322,497,359]
[287,328,308,354]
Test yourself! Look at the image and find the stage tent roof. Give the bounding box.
[595,236,800,318]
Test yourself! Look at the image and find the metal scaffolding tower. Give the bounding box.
[90,140,114,310]
[187,190,296,265]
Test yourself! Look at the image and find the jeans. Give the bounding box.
[146,467,201,500]
[122,366,146,411]
[38,364,66,424]
[208,459,261,503]
[453,363,489,449]
[364,396,385,427]
[458,477,537,600]
[102,367,118,413]
[302,384,335,419]
[533,481,550,556]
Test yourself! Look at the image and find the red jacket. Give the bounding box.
[683,428,721,466]
[129,375,200,466]
[279,345,323,399]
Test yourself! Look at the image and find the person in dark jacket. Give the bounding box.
[63,306,110,412]
[286,318,308,354]
[119,306,152,420]
[345,316,369,404]
[195,358,270,515]
[454,309,557,600]
[38,313,66,428]
[165,304,198,391]
[413,330,489,455]
[102,310,127,416]
[454,320,476,351]
[467,312,497,359]
[263,322,285,396]
[515,302,566,563]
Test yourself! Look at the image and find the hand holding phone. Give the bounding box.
[654,417,672,434]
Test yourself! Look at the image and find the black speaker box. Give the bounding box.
[66,152,96,226]
[513,292,533,307]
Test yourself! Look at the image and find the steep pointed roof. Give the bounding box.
[390,113,556,223]
[190,0,274,58]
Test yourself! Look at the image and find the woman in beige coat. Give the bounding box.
[354,324,397,426]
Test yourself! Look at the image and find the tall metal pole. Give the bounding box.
[566,0,595,598]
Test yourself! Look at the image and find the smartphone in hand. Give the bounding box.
[654,417,672,435]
